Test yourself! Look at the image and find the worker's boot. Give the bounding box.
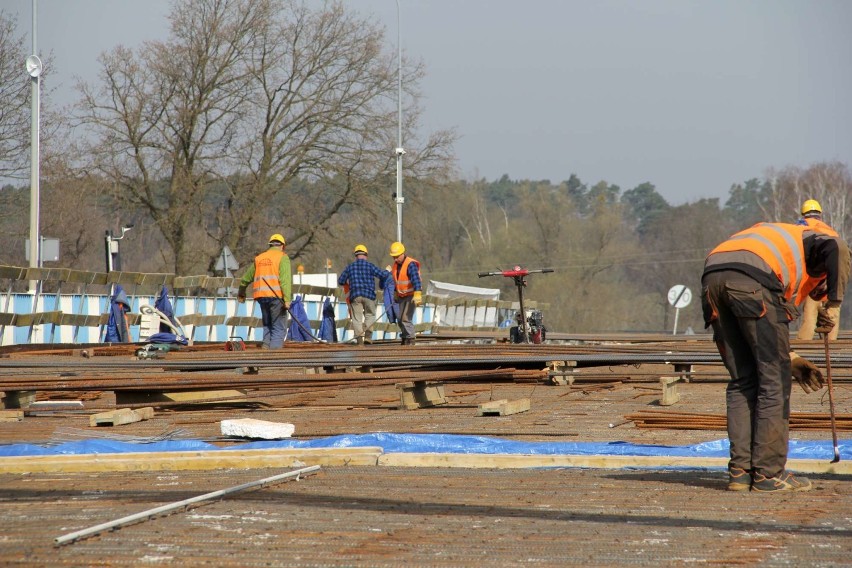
[356,336,364,346]
[727,467,752,491]
[401,337,409,346]
[752,471,813,492]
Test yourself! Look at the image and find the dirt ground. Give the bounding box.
[1,366,850,567]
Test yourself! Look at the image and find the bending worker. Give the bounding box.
[796,199,842,340]
[389,241,423,345]
[338,244,392,345]
[702,221,849,492]
[237,234,292,349]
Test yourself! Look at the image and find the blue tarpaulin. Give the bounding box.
[154,285,177,332]
[148,285,189,345]
[104,285,131,343]
[318,297,337,342]
[381,278,399,324]
[287,296,314,342]
[0,434,847,463]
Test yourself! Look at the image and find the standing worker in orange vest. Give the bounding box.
[795,199,843,340]
[237,234,292,349]
[702,222,849,492]
[389,241,423,345]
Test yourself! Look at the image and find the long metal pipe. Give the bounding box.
[55,465,320,546]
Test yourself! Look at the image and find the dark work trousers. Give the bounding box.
[257,297,286,349]
[396,295,416,339]
[701,269,794,478]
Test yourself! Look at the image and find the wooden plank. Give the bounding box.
[396,381,447,410]
[115,389,247,406]
[174,275,209,290]
[15,311,63,326]
[477,398,530,416]
[225,316,262,328]
[0,410,24,422]
[0,265,27,280]
[0,447,384,474]
[378,454,852,474]
[3,391,36,409]
[64,269,105,285]
[181,314,225,326]
[660,376,681,406]
[89,407,155,427]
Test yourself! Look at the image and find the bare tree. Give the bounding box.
[218,0,454,268]
[0,11,31,180]
[75,0,454,275]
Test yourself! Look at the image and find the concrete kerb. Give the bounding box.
[0,448,849,475]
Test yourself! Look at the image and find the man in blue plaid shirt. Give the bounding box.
[338,244,392,344]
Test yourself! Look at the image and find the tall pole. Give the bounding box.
[394,0,404,242]
[28,0,41,292]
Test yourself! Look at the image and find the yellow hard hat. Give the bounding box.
[389,241,405,257]
[354,244,368,255]
[269,233,286,245]
[801,199,822,216]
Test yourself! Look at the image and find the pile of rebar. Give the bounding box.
[626,409,852,431]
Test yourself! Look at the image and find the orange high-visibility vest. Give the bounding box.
[252,248,285,299]
[393,256,419,297]
[802,217,839,237]
[708,222,821,305]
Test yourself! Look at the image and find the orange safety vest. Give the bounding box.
[252,248,285,299]
[392,256,420,297]
[709,222,821,305]
[802,217,839,237]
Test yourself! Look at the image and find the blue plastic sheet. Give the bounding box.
[0,433,847,462]
[154,285,177,331]
[318,297,337,342]
[287,296,315,342]
[381,278,399,324]
[104,285,131,343]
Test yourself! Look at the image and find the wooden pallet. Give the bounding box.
[477,398,530,416]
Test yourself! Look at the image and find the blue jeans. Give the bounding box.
[258,297,286,349]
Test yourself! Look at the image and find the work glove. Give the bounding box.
[815,305,835,334]
[809,280,827,301]
[413,291,423,307]
[791,356,825,394]
[237,285,247,304]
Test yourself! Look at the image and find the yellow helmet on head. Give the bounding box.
[269,233,285,245]
[353,244,368,255]
[801,199,822,216]
[389,241,405,257]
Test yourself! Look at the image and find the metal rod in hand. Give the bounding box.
[823,333,841,463]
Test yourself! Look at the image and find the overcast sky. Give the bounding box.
[9,0,852,204]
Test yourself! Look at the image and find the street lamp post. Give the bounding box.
[394,0,405,243]
[26,0,41,293]
[104,225,134,273]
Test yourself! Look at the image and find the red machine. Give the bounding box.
[478,266,553,344]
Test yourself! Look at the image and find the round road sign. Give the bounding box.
[667,285,692,309]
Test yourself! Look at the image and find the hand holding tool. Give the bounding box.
[815,305,835,334]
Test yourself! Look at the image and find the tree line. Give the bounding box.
[1,2,849,334]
